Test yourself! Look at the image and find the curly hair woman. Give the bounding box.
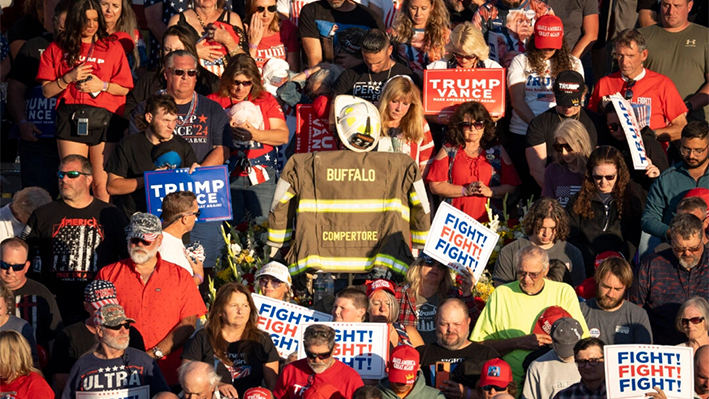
[182,283,279,398]
[427,101,520,222]
[567,146,645,277]
[388,0,451,77]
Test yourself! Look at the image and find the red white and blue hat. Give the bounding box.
[84,280,119,310]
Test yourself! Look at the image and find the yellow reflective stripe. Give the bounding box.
[411,230,428,244]
[409,191,421,206]
[297,199,410,221]
[288,254,409,275]
[279,191,295,204]
[267,229,292,242]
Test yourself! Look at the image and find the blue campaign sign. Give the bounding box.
[144,165,232,222]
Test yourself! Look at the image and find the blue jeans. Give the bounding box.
[229,166,277,224]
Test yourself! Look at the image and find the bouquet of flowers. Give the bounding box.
[208,215,270,305]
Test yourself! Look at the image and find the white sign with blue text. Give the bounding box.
[611,94,650,170]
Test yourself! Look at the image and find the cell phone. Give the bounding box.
[77,118,89,136]
[435,361,450,390]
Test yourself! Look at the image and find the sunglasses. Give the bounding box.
[681,316,705,325]
[459,121,485,131]
[607,123,620,132]
[255,5,277,12]
[672,244,703,253]
[592,174,617,182]
[576,357,604,368]
[103,322,131,331]
[481,385,507,392]
[129,237,154,246]
[58,171,90,179]
[184,210,202,218]
[517,271,542,280]
[0,261,25,271]
[305,349,333,360]
[624,79,636,100]
[233,80,253,87]
[258,277,283,288]
[552,142,574,153]
[453,52,477,61]
[170,68,198,77]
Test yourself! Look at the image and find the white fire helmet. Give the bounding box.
[333,95,381,153]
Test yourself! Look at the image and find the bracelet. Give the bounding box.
[18,119,29,125]
[461,186,466,197]
[195,273,204,284]
[56,78,66,90]
[102,81,108,92]
[61,75,69,85]
[304,69,311,79]
[248,43,258,49]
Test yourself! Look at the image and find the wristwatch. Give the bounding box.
[152,347,164,359]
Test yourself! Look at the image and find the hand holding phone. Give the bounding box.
[435,361,450,390]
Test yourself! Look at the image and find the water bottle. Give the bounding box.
[325,273,335,297]
[313,272,326,303]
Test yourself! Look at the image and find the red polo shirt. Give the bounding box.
[97,253,207,384]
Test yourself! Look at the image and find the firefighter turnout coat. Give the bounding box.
[267,151,431,276]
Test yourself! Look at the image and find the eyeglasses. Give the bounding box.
[129,237,154,246]
[624,79,636,100]
[517,271,542,280]
[459,121,485,131]
[481,385,507,392]
[672,243,703,253]
[0,261,25,271]
[255,5,277,12]
[453,52,477,61]
[608,123,620,132]
[170,68,198,77]
[576,357,604,368]
[679,145,709,156]
[592,174,617,182]
[305,349,333,360]
[103,322,131,331]
[552,142,574,153]
[258,277,283,288]
[57,171,91,179]
[233,80,253,87]
[681,316,705,325]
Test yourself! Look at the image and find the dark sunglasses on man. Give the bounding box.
[0,261,25,271]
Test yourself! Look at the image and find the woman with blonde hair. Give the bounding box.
[388,0,451,76]
[395,255,476,344]
[542,119,593,208]
[244,0,299,72]
[427,22,501,70]
[0,330,53,397]
[377,76,434,177]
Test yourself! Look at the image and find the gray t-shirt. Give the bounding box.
[415,293,441,345]
[0,315,38,361]
[640,23,709,121]
[580,299,653,345]
[493,238,586,287]
[543,0,598,49]
[522,350,581,399]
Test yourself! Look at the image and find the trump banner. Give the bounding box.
[298,322,389,379]
[295,104,338,153]
[253,294,333,358]
[423,202,498,282]
[605,345,694,399]
[144,165,232,222]
[76,386,149,399]
[423,69,506,116]
[610,94,649,170]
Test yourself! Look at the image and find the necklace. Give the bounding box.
[195,8,216,29]
[160,90,198,127]
[368,60,393,84]
[557,108,581,123]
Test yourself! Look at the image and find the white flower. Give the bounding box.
[230,242,242,255]
[513,230,525,240]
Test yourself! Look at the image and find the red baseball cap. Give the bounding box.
[534,15,564,50]
[366,279,396,297]
[479,358,513,387]
[244,388,272,399]
[684,188,709,218]
[595,251,624,270]
[533,306,572,335]
[388,345,419,385]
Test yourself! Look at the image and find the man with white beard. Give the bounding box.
[61,304,170,399]
[97,213,207,386]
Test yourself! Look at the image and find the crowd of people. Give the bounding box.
[0,0,709,396]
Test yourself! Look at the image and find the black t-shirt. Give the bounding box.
[333,62,416,103]
[448,3,478,26]
[417,342,499,388]
[129,94,234,163]
[22,199,129,324]
[13,278,64,350]
[7,15,46,46]
[105,133,197,218]
[50,321,146,374]
[7,33,52,87]
[525,108,600,162]
[182,329,280,398]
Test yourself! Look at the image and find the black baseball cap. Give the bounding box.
[553,71,585,108]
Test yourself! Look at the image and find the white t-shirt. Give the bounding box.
[158,232,193,275]
[0,204,24,242]
[507,53,584,135]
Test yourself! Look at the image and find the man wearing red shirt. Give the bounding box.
[97,212,207,385]
[588,29,687,143]
[273,324,364,399]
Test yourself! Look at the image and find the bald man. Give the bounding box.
[418,298,499,398]
[178,361,221,399]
